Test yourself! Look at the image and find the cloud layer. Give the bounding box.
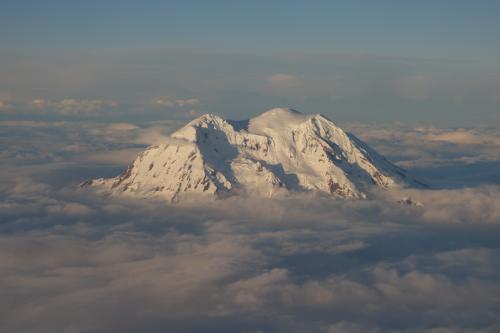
[1,48,499,125]
[1,120,500,332]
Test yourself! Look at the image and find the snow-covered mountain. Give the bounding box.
[83,108,423,202]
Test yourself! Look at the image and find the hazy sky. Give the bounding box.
[1,1,500,124]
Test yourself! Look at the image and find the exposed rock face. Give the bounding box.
[85,108,423,202]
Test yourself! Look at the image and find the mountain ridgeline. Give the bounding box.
[83,108,424,202]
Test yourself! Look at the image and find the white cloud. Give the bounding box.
[424,130,500,146]
[134,126,173,145]
[409,187,500,224]
[45,202,96,216]
[1,120,500,332]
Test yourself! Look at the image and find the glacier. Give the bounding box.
[82,108,423,202]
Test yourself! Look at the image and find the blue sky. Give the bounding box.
[3,0,500,57]
[1,0,500,124]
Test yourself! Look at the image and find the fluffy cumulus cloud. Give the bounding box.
[1,120,500,332]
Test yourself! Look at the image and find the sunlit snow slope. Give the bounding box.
[83,108,423,201]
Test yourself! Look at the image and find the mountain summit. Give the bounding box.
[83,108,422,201]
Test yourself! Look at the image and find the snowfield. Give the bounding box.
[84,108,423,201]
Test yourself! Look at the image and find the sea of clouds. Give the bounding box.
[1,119,500,333]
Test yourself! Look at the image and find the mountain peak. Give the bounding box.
[171,113,230,142]
[248,108,312,137]
[259,107,303,116]
[84,108,422,202]
[252,107,307,122]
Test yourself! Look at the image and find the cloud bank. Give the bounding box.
[1,120,500,332]
[2,47,499,125]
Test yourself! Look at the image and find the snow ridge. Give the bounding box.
[84,108,422,202]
